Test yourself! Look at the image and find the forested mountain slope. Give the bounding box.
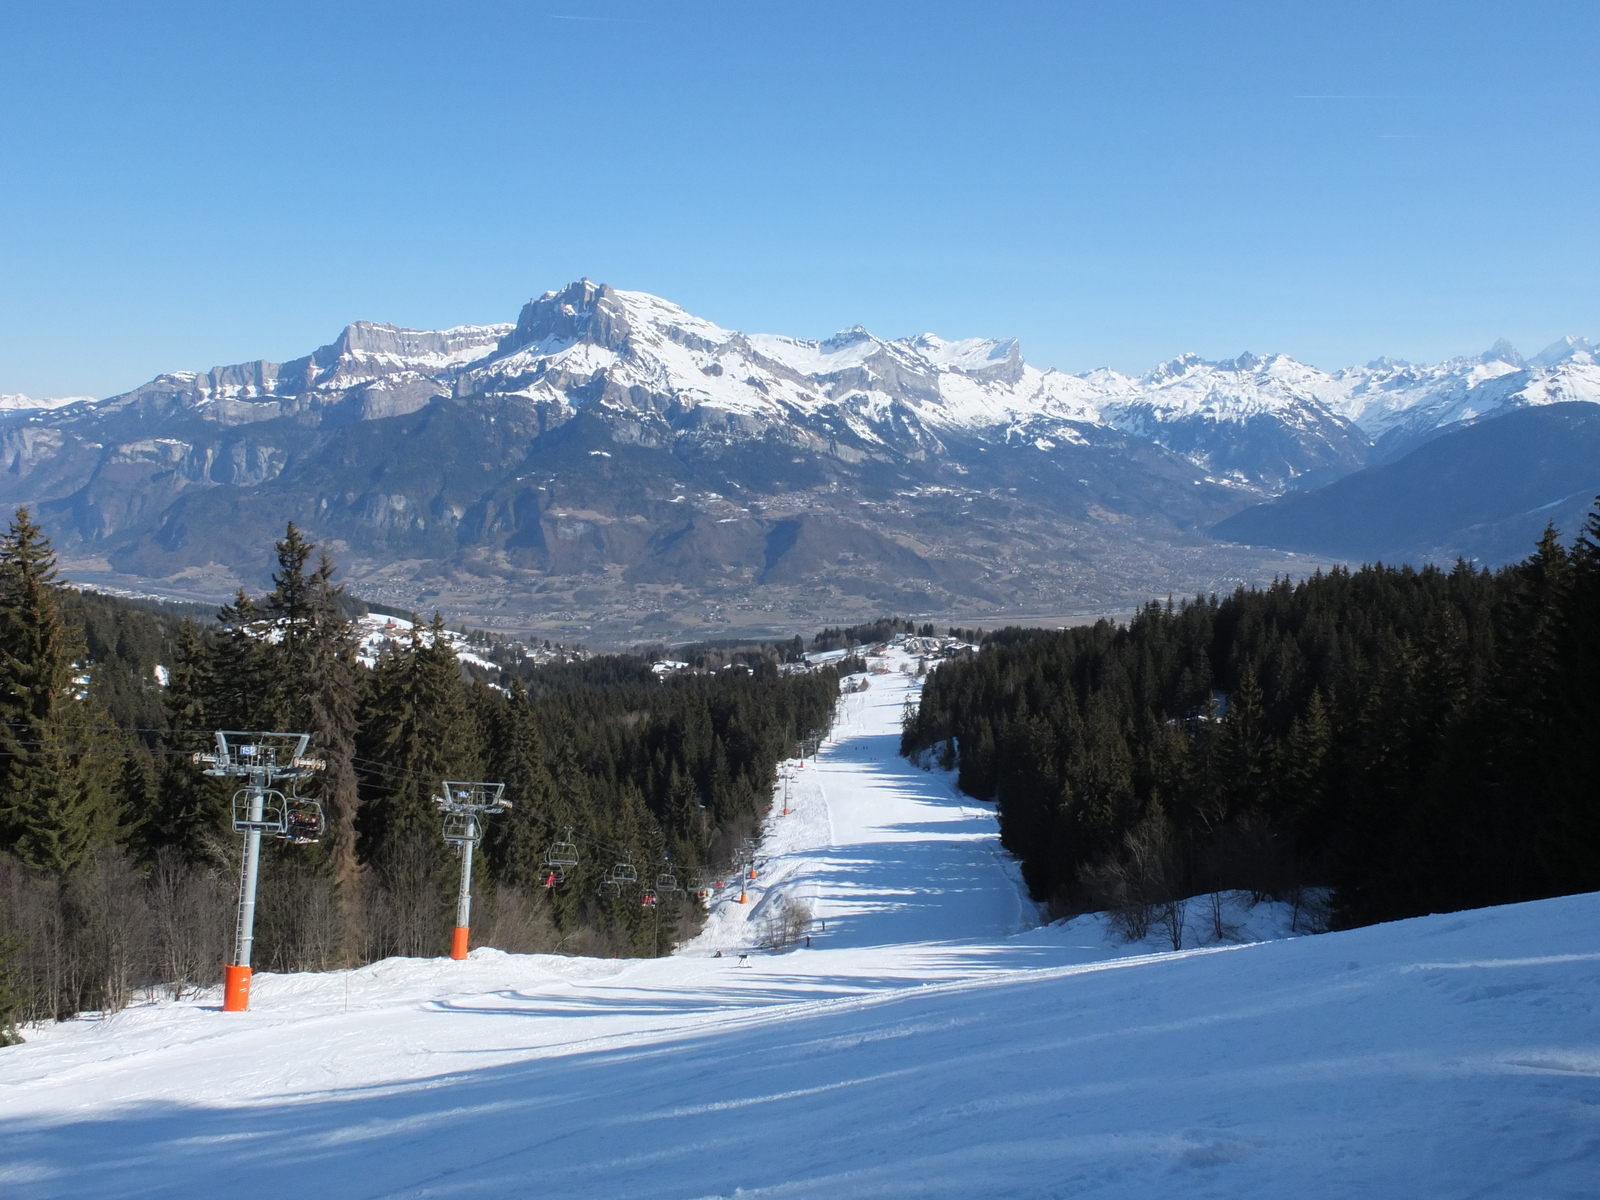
[1211,402,1600,567]
[904,504,1600,927]
[0,515,839,1031]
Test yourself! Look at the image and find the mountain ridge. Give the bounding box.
[18,281,1596,488]
[4,280,1593,639]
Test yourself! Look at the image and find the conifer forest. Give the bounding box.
[0,513,839,1037]
[902,503,1600,932]
[5,498,1599,1045]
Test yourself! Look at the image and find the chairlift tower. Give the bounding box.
[435,781,509,960]
[196,732,325,1012]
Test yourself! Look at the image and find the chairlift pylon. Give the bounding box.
[201,731,323,1012]
[432,781,510,960]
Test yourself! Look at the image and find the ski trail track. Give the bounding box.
[3,651,1598,1198]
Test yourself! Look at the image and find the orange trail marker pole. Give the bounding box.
[451,833,475,960]
[222,774,266,1013]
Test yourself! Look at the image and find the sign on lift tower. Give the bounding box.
[435,781,510,960]
[196,732,325,1012]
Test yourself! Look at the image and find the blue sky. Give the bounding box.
[2,1,1595,398]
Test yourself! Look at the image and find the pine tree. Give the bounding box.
[259,523,323,729]
[0,509,111,873]
[1213,664,1271,824]
[540,716,596,930]
[207,591,269,732]
[357,615,476,863]
[152,617,225,860]
[114,749,155,857]
[663,763,703,863]
[485,679,560,890]
[1278,689,1331,816]
[301,551,362,893]
[1541,501,1600,890]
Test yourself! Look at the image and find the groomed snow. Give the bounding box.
[2,652,1597,1198]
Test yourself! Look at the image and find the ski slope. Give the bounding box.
[3,655,1598,1198]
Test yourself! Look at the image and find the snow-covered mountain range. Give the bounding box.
[3,280,1593,633]
[0,392,95,412]
[17,280,1595,487]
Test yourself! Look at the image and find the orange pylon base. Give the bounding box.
[739,891,748,904]
[222,964,252,1011]
[450,926,470,960]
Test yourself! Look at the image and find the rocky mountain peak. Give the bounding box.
[820,326,878,352]
[1531,336,1594,368]
[257,320,510,396]
[1482,338,1524,367]
[1143,352,1207,383]
[500,279,632,357]
[903,334,1026,385]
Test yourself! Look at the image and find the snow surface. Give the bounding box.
[3,652,1598,1198]
[352,613,500,673]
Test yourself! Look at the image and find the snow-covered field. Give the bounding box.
[3,656,1597,1198]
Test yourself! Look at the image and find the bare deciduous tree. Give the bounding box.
[758,895,813,951]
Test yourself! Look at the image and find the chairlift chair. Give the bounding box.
[231,788,287,836]
[656,870,680,893]
[441,810,478,845]
[640,888,658,909]
[280,791,325,843]
[545,831,580,869]
[610,858,638,886]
